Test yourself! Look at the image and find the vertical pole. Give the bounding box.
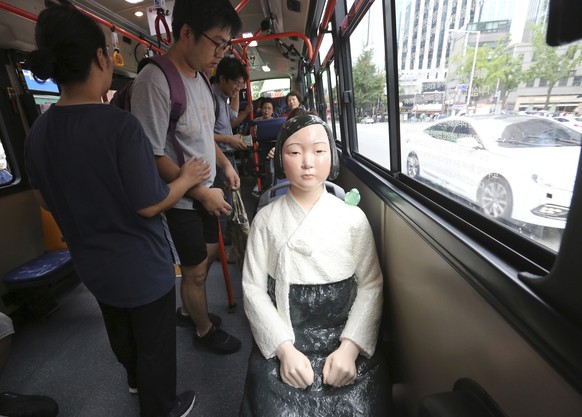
[466,31,480,115]
[217,220,235,310]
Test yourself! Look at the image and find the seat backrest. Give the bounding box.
[41,208,68,251]
[254,117,287,142]
[274,97,289,117]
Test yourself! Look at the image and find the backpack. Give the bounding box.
[110,54,216,166]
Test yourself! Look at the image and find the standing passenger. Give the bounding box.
[212,56,252,162]
[211,57,252,251]
[24,2,209,416]
[130,0,242,353]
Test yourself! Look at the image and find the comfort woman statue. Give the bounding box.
[240,114,389,416]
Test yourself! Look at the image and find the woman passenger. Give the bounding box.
[284,90,304,116]
[254,98,276,121]
[24,2,208,416]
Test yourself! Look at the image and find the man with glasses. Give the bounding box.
[211,57,253,251]
[131,0,243,361]
[212,57,252,165]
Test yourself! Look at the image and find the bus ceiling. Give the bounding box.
[0,0,326,80]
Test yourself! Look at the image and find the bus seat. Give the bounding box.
[274,97,289,117]
[254,117,286,143]
[2,210,74,318]
[2,249,72,289]
[2,249,74,318]
[256,180,345,213]
[252,118,287,187]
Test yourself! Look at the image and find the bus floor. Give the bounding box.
[0,258,252,417]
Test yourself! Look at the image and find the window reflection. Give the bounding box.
[395,0,582,251]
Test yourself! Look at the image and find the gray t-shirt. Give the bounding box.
[131,63,216,210]
[211,84,238,153]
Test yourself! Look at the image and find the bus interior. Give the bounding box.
[0,0,581,416]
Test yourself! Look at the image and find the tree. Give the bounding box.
[250,80,264,100]
[352,47,385,117]
[450,34,522,109]
[481,34,523,109]
[451,42,491,102]
[523,23,582,110]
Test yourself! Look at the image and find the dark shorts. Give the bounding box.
[165,207,219,266]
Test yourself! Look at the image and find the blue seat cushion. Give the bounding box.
[3,249,73,289]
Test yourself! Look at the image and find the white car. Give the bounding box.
[552,116,582,133]
[361,116,375,124]
[402,115,581,229]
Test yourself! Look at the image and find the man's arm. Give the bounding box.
[156,155,211,202]
[231,101,253,129]
[138,157,210,217]
[155,154,181,183]
[229,92,239,112]
[215,143,240,191]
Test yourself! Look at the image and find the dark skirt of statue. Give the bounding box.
[240,276,390,417]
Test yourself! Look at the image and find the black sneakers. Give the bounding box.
[193,325,241,354]
[167,391,195,417]
[176,308,222,329]
[0,392,59,417]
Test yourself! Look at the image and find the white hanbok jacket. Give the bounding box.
[242,188,383,360]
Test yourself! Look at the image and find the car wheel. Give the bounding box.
[406,153,420,178]
[478,175,513,219]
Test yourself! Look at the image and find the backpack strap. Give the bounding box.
[143,55,187,166]
[199,72,219,120]
[139,56,216,166]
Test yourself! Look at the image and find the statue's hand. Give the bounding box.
[276,340,314,389]
[323,339,360,387]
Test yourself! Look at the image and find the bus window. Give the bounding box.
[396,0,582,252]
[249,78,291,117]
[21,68,59,114]
[0,140,13,186]
[348,0,390,169]
[319,32,333,63]
[257,79,290,98]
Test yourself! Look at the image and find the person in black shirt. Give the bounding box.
[24,2,209,416]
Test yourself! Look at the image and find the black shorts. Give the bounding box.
[165,207,219,266]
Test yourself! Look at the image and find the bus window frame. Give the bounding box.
[0,67,29,197]
[310,0,573,277]
[330,0,563,264]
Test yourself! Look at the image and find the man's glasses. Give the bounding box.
[198,31,231,55]
[230,79,246,89]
